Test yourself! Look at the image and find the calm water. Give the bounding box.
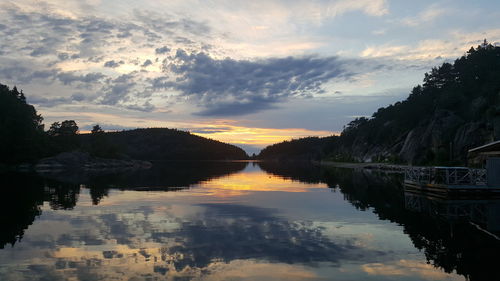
[1,161,499,281]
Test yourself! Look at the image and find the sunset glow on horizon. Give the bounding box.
[193,126,336,152]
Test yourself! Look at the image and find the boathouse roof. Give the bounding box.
[468,140,500,155]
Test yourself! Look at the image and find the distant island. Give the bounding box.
[0,85,248,169]
[258,41,500,166]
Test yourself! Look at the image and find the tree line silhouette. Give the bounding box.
[0,161,248,249]
[258,163,500,281]
[259,41,500,165]
[0,84,247,165]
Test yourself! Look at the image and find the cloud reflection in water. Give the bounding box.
[0,163,466,281]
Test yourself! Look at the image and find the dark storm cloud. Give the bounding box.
[164,50,355,116]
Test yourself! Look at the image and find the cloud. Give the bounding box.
[141,59,153,67]
[163,49,354,116]
[103,60,124,68]
[0,6,79,59]
[133,10,212,38]
[360,30,500,61]
[57,71,105,85]
[362,260,458,280]
[188,126,234,134]
[401,3,448,27]
[325,0,389,17]
[100,74,137,105]
[27,92,94,107]
[29,46,53,57]
[0,64,59,84]
[0,65,41,83]
[124,101,155,112]
[57,53,70,61]
[155,46,171,54]
[97,73,157,112]
[71,92,86,101]
[0,4,212,63]
[2,190,388,280]
[28,95,73,107]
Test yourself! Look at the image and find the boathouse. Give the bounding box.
[468,140,500,187]
[403,140,500,196]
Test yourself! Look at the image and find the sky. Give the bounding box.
[1,0,500,153]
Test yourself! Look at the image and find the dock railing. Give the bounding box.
[405,167,487,186]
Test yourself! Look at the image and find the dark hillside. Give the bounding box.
[0,82,247,165]
[335,41,500,165]
[258,136,337,161]
[80,128,248,161]
[0,85,46,164]
[259,41,500,165]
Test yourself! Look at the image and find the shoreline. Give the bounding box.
[317,160,409,174]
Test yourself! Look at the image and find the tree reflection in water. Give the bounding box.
[1,161,498,280]
[259,161,500,281]
[0,173,44,249]
[0,161,247,249]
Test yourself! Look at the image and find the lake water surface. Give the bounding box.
[1,161,499,281]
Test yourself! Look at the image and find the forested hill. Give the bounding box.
[79,128,248,161]
[0,84,45,164]
[258,41,500,165]
[0,83,248,164]
[258,136,337,161]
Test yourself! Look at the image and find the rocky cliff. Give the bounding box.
[259,42,500,166]
[342,110,495,165]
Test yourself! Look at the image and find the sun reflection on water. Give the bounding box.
[195,167,328,197]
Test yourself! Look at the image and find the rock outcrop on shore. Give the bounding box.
[337,110,494,165]
[34,151,152,173]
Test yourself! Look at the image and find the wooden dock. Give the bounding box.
[404,166,500,198]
